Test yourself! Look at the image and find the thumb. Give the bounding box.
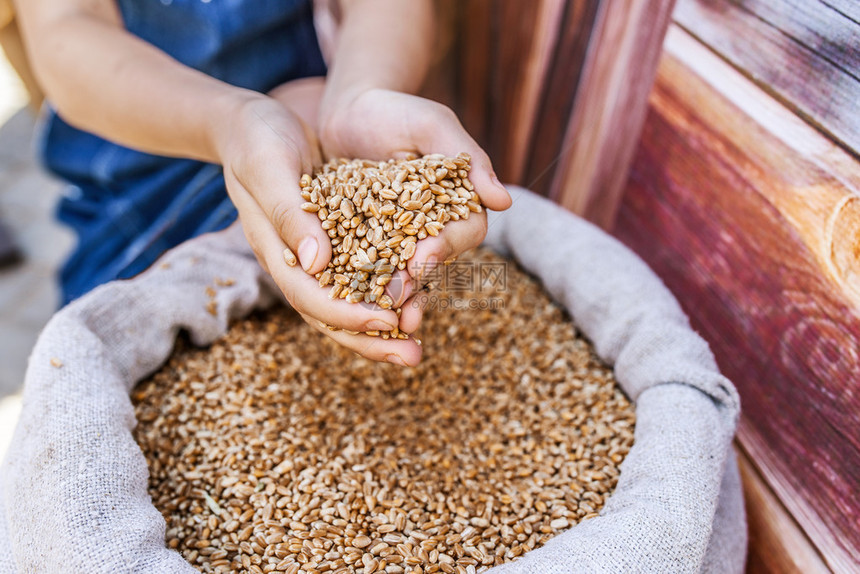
[419,105,512,212]
[227,157,331,274]
[277,179,332,274]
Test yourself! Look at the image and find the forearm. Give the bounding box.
[15,4,257,163]
[321,0,435,112]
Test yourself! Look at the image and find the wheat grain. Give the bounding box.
[134,250,635,574]
[300,154,480,338]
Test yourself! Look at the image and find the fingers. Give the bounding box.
[397,290,428,334]
[275,265,400,332]
[406,212,487,282]
[460,146,512,212]
[226,101,331,274]
[302,122,324,169]
[384,269,416,309]
[415,103,512,212]
[302,314,424,366]
[240,171,330,274]
[325,89,511,211]
[394,214,488,335]
[230,178,401,332]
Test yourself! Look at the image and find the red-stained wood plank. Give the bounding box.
[419,0,458,111]
[734,0,859,75]
[674,0,860,157]
[737,445,831,574]
[452,0,599,193]
[486,0,545,183]
[550,0,677,229]
[454,0,493,155]
[615,26,860,572]
[522,0,599,197]
[822,0,860,23]
[488,0,566,185]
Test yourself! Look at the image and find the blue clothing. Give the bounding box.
[40,0,326,305]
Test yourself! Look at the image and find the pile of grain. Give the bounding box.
[133,249,635,574]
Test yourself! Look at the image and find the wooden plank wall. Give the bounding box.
[674,0,860,158]
[548,0,677,228]
[428,0,675,223]
[615,24,860,573]
[519,0,599,196]
[451,0,600,193]
[737,447,830,573]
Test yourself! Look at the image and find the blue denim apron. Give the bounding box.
[40,0,326,305]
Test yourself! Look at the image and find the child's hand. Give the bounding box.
[318,88,513,333]
[215,88,420,366]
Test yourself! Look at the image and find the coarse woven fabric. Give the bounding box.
[0,187,745,573]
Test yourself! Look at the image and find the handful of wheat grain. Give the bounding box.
[296,153,480,321]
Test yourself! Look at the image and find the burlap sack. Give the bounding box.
[0,187,745,573]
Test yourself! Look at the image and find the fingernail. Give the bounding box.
[386,353,408,367]
[388,274,414,305]
[283,246,297,267]
[367,319,396,331]
[297,237,318,272]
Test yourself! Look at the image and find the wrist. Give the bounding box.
[207,88,270,165]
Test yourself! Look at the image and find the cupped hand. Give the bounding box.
[319,88,512,334]
[213,85,421,366]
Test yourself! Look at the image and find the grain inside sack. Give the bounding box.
[133,245,636,574]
